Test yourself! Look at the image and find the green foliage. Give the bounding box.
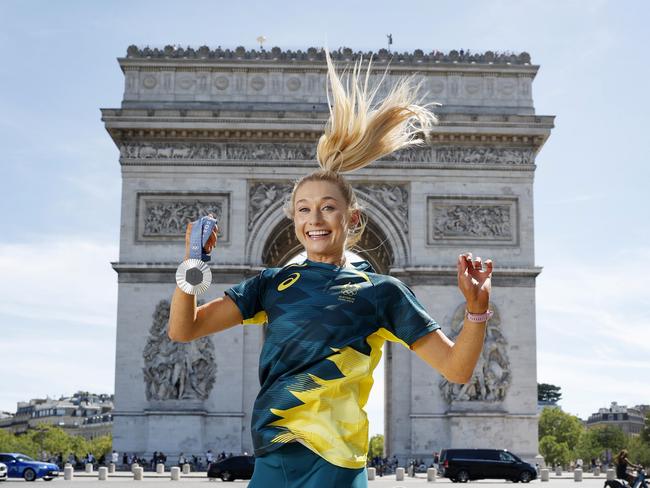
[368,434,384,459]
[539,408,584,449]
[0,429,38,457]
[574,429,602,461]
[0,425,111,461]
[627,435,650,467]
[539,435,571,467]
[538,383,562,404]
[88,435,112,460]
[642,412,650,444]
[590,425,628,454]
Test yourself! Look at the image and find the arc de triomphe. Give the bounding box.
[102,45,553,464]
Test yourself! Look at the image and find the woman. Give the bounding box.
[168,50,493,488]
[615,449,642,485]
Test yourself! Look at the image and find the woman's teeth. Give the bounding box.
[307,230,331,239]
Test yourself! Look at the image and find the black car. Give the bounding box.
[439,448,537,483]
[207,456,255,482]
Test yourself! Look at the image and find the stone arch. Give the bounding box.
[247,189,409,271]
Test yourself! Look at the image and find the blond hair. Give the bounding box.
[286,49,438,250]
[316,48,438,172]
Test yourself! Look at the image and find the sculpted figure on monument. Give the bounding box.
[143,300,216,401]
[432,204,512,240]
[439,305,510,403]
[143,199,224,237]
[249,182,292,230]
[356,184,409,231]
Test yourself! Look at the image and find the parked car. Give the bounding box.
[207,455,255,482]
[0,462,7,481]
[0,453,59,481]
[439,448,537,483]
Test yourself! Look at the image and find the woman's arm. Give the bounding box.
[168,289,243,343]
[411,252,492,383]
[167,218,244,343]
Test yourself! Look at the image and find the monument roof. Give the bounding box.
[124,45,533,66]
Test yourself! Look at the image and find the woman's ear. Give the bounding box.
[348,209,360,228]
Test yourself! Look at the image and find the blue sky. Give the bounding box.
[1,0,649,437]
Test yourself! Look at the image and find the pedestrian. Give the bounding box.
[168,48,493,488]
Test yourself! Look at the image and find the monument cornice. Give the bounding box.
[391,265,542,287]
[122,45,536,69]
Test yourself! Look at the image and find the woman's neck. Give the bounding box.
[306,252,346,267]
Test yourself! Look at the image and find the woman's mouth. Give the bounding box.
[306,230,331,240]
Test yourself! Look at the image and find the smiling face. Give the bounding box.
[293,180,358,264]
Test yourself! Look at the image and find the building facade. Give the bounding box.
[586,402,649,436]
[0,392,113,440]
[102,45,553,464]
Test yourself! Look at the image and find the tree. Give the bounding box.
[627,435,650,467]
[539,435,571,467]
[368,434,384,459]
[539,407,584,449]
[538,383,562,404]
[641,412,650,444]
[590,425,627,454]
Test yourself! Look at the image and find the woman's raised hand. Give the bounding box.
[457,252,493,313]
[184,214,218,260]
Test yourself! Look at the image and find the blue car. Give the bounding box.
[0,453,59,481]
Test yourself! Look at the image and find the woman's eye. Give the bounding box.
[322,205,335,211]
[298,208,309,213]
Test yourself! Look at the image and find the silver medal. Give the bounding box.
[175,216,218,295]
[176,258,212,295]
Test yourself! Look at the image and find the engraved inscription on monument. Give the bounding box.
[142,300,216,401]
[137,193,230,243]
[427,196,518,245]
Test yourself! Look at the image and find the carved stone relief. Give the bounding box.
[439,304,510,403]
[142,300,216,401]
[248,182,292,231]
[137,193,229,242]
[356,184,409,233]
[427,197,518,245]
[120,142,534,166]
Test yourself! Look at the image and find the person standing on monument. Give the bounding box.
[168,49,493,488]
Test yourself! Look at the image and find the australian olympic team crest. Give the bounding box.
[337,282,361,303]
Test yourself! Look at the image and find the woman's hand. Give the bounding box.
[457,252,493,313]
[184,214,218,260]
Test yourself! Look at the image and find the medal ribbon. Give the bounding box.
[189,216,218,262]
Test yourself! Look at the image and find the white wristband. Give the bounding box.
[465,310,493,323]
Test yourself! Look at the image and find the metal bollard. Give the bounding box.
[182,463,190,474]
[595,467,601,476]
[131,462,139,473]
[85,463,93,473]
[133,467,143,481]
[556,465,562,476]
[574,468,583,482]
[156,463,165,474]
[607,469,615,480]
[109,463,116,473]
[428,467,437,482]
[396,467,405,481]
[541,468,549,481]
[367,467,375,480]
[171,467,181,481]
[64,466,74,480]
[98,467,108,481]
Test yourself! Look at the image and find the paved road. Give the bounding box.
[1,472,612,488]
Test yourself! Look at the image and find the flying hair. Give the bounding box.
[316,48,439,173]
[285,48,439,251]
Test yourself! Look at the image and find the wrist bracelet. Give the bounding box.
[465,309,494,323]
